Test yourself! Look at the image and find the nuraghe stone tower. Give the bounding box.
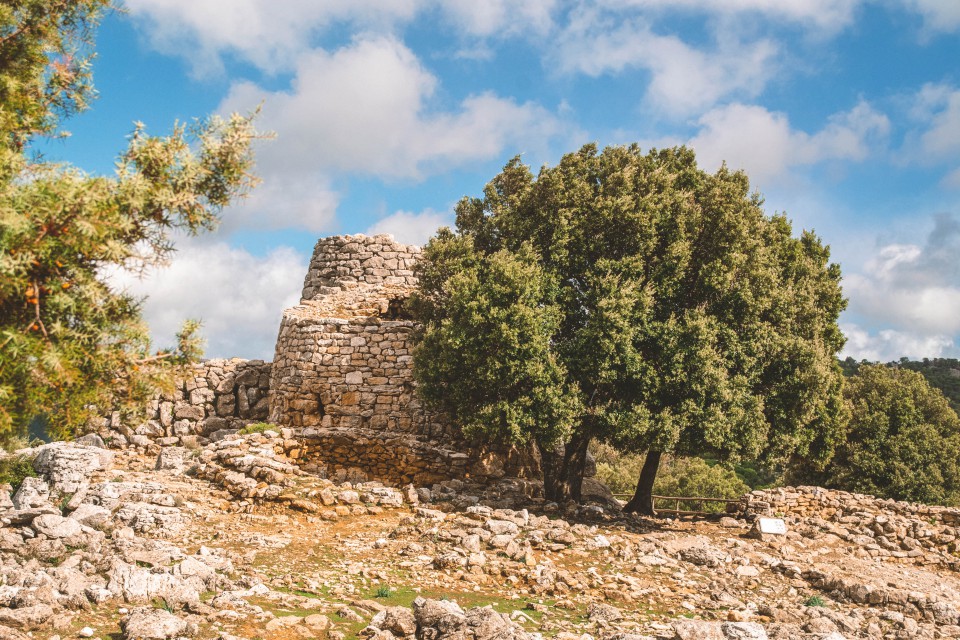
[269,234,536,485]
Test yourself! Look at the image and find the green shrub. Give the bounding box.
[374,586,393,598]
[653,457,750,513]
[796,365,960,506]
[0,454,37,492]
[804,595,825,607]
[238,422,278,436]
[593,443,645,494]
[593,444,749,513]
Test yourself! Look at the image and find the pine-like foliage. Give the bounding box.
[0,1,263,440]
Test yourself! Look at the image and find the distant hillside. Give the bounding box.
[840,357,960,413]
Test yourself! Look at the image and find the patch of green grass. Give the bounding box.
[152,597,174,613]
[238,422,279,436]
[0,454,37,492]
[375,585,394,598]
[804,595,825,607]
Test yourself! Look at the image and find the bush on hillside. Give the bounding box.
[593,443,749,512]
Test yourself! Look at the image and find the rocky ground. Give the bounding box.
[0,430,958,640]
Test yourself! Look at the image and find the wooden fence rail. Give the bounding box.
[611,493,741,516]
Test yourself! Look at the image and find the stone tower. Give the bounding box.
[269,234,536,485]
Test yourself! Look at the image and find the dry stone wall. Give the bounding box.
[93,358,271,449]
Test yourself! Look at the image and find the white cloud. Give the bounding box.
[108,240,306,360]
[942,167,960,189]
[439,0,558,38]
[841,324,955,362]
[219,36,564,181]
[688,101,889,185]
[219,171,340,234]
[126,0,561,75]
[909,83,960,163]
[366,209,452,246]
[594,0,863,32]
[841,214,960,360]
[125,0,420,74]
[899,0,960,34]
[553,9,778,116]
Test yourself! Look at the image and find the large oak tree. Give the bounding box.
[412,144,848,512]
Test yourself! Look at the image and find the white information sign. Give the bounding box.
[757,517,787,535]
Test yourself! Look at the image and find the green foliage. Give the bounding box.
[413,144,848,497]
[412,241,579,446]
[238,422,279,436]
[0,3,264,440]
[893,358,960,414]
[804,595,825,607]
[652,457,749,512]
[592,443,645,494]
[593,443,749,511]
[0,454,37,492]
[374,585,394,598]
[841,357,960,415]
[0,0,107,163]
[810,365,960,506]
[731,459,777,490]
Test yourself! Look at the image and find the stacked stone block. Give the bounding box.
[300,233,420,301]
[96,358,271,448]
[270,234,537,486]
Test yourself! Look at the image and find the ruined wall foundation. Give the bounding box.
[97,234,538,486]
[92,358,272,449]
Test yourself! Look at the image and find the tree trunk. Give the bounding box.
[541,443,563,502]
[623,450,662,516]
[540,431,592,503]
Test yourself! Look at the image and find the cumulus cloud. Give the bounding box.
[108,240,306,360]
[841,214,960,360]
[902,83,960,183]
[218,36,564,186]
[592,0,864,32]
[552,9,778,116]
[439,0,558,38]
[366,209,452,246]
[942,167,960,189]
[900,0,960,34]
[125,0,420,74]
[841,324,956,362]
[218,171,340,234]
[688,101,890,185]
[126,0,561,74]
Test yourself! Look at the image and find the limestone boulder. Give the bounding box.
[11,477,50,510]
[31,513,82,539]
[122,607,195,639]
[155,447,189,474]
[32,442,113,493]
[69,503,112,529]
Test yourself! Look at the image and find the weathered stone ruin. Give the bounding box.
[96,234,536,486]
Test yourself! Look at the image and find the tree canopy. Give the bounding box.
[813,365,960,506]
[0,1,262,440]
[412,144,848,510]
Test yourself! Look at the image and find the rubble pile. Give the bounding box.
[0,438,958,640]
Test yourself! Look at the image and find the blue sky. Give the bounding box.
[41,1,960,361]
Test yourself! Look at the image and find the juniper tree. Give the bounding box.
[0,1,263,439]
[412,144,847,510]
